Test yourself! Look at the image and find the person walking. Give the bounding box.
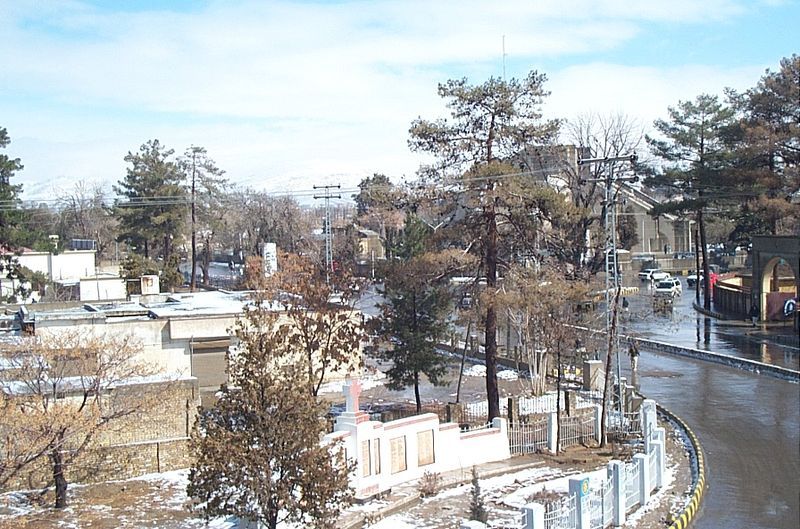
[629,342,640,372]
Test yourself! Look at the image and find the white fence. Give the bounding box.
[468,400,666,529]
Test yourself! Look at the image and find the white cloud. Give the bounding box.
[0,0,779,200]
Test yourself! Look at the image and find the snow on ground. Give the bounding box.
[463,364,487,377]
[317,369,387,395]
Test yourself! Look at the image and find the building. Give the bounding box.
[14,289,364,405]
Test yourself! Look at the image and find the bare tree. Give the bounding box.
[0,332,169,508]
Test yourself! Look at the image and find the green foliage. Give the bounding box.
[409,72,563,420]
[187,302,353,529]
[181,145,228,288]
[114,139,186,259]
[727,55,800,237]
[469,466,488,523]
[0,127,24,252]
[375,215,456,412]
[409,71,559,174]
[353,173,394,216]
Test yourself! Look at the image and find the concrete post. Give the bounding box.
[507,397,519,425]
[522,503,545,529]
[593,404,603,444]
[547,412,558,453]
[641,399,657,451]
[608,460,626,527]
[569,478,590,529]
[634,453,650,505]
[651,439,665,489]
[583,360,603,391]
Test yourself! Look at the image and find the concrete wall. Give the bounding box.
[17,250,96,281]
[327,381,510,500]
[79,277,127,301]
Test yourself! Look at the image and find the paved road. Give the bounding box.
[616,277,800,528]
[621,278,798,370]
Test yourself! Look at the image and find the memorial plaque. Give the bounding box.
[361,440,371,477]
[417,429,435,466]
[390,436,407,474]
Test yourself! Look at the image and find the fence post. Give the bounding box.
[593,404,603,444]
[608,460,626,527]
[641,400,657,452]
[522,503,545,529]
[569,479,590,529]
[547,412,558,453]
[634,453,650,506]
[651,439,664,489]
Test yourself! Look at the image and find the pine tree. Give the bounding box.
[409,72,560,420]
[469,466,488,523]
[114,139,186,260]
[645,94,736,310]
[374,214,463,412]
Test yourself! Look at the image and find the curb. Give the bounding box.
[628,336,800,382]
[656,405,706,529]
[691,301,729,320]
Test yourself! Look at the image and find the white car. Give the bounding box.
[638,268,669,281]
[655,277,682,296]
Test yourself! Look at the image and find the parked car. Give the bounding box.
[686,272,703,288]
[638,268,670,281]
[655,277,682,296]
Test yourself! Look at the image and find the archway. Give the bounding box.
[752,236,799,330]
[759,257,798,322]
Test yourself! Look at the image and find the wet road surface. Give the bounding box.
[620,278,799,370]
[633,351,799,529]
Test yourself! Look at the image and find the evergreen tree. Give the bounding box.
[469,466,488,523]
[374,214,459,412]
[645,94,736,310]
[0,126,34,302]
[180,146,227,290]
[114,139,186,260]
[409,72,563,420]
[728,54,800,238]
[187,299,352,529]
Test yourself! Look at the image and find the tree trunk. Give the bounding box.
[484,195,500,420]
[555,344,562,455]
[50,445,68,509]
[698,209,711,310]
[414,371,421,413]
[190,157,197,292]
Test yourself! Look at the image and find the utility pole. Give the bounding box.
[313,184,341,284]
[579,154,637,424]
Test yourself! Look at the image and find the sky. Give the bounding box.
[1,0,797,203]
